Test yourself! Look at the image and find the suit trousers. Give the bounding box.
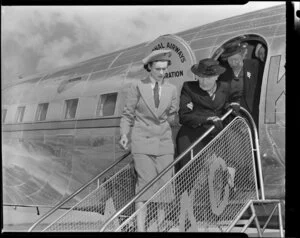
[133,153,174,202]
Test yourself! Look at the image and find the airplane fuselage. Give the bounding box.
[2,5,285,227]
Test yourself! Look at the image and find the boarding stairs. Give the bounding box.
[28,108,284,236]
[28,151,135,232]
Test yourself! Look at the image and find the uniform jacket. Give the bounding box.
[120,76,177,156]
[219,59,259,114]
[178,80,231,130]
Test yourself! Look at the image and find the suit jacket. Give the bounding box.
[178,80,231,130]
[120,76,178,156]
[219,59,259,114]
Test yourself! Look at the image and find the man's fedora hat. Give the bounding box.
[142,49,172,65]
[191,58,226,77]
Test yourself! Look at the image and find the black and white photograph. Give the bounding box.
[2,2,287,235]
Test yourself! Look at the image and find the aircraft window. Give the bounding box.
[64,98,79,119]
[96,93,117,117]
[15,106,26,123]
[35,103,49,121]
[2,109,7,123]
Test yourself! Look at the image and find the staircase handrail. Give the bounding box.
[239,107,264,199]
[28,151,131,232]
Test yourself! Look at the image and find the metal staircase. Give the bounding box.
[28,108,284,236]
[28,151,135,232]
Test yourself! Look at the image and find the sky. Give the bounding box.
[1,2,284,87]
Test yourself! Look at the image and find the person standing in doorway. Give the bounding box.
[219,41,259,125]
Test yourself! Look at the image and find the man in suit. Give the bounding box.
[219,42,259,125]
[119,49,177,231]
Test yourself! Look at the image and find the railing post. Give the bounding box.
[250,202,262,237]
[278,202,284,237]
[240,108,265,200]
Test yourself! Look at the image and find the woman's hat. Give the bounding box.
[142,49,172,65]
[191,58,226,77]
[221,42,246,60]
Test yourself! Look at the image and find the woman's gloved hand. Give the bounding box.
[229,102,240,114]
[207,116,223,131]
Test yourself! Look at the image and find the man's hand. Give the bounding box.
[119,134,129,150]
[207,116,223,131]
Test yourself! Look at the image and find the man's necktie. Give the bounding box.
[154,82,160,108]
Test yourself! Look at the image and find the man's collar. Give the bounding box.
[149,76,163,86]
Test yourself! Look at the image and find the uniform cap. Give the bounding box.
[142,49,172,65]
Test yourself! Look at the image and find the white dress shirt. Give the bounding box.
[149,76,162,99]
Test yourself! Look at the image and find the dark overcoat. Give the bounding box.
[218,58,259,116]
[175,80,231,172]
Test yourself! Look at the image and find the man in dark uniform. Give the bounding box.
[219,42,259,125]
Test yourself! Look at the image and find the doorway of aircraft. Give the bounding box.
[212,34,267,128]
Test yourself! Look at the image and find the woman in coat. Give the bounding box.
[218,42,259,126]
[175,58,239,173]
[119,49,178,231]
